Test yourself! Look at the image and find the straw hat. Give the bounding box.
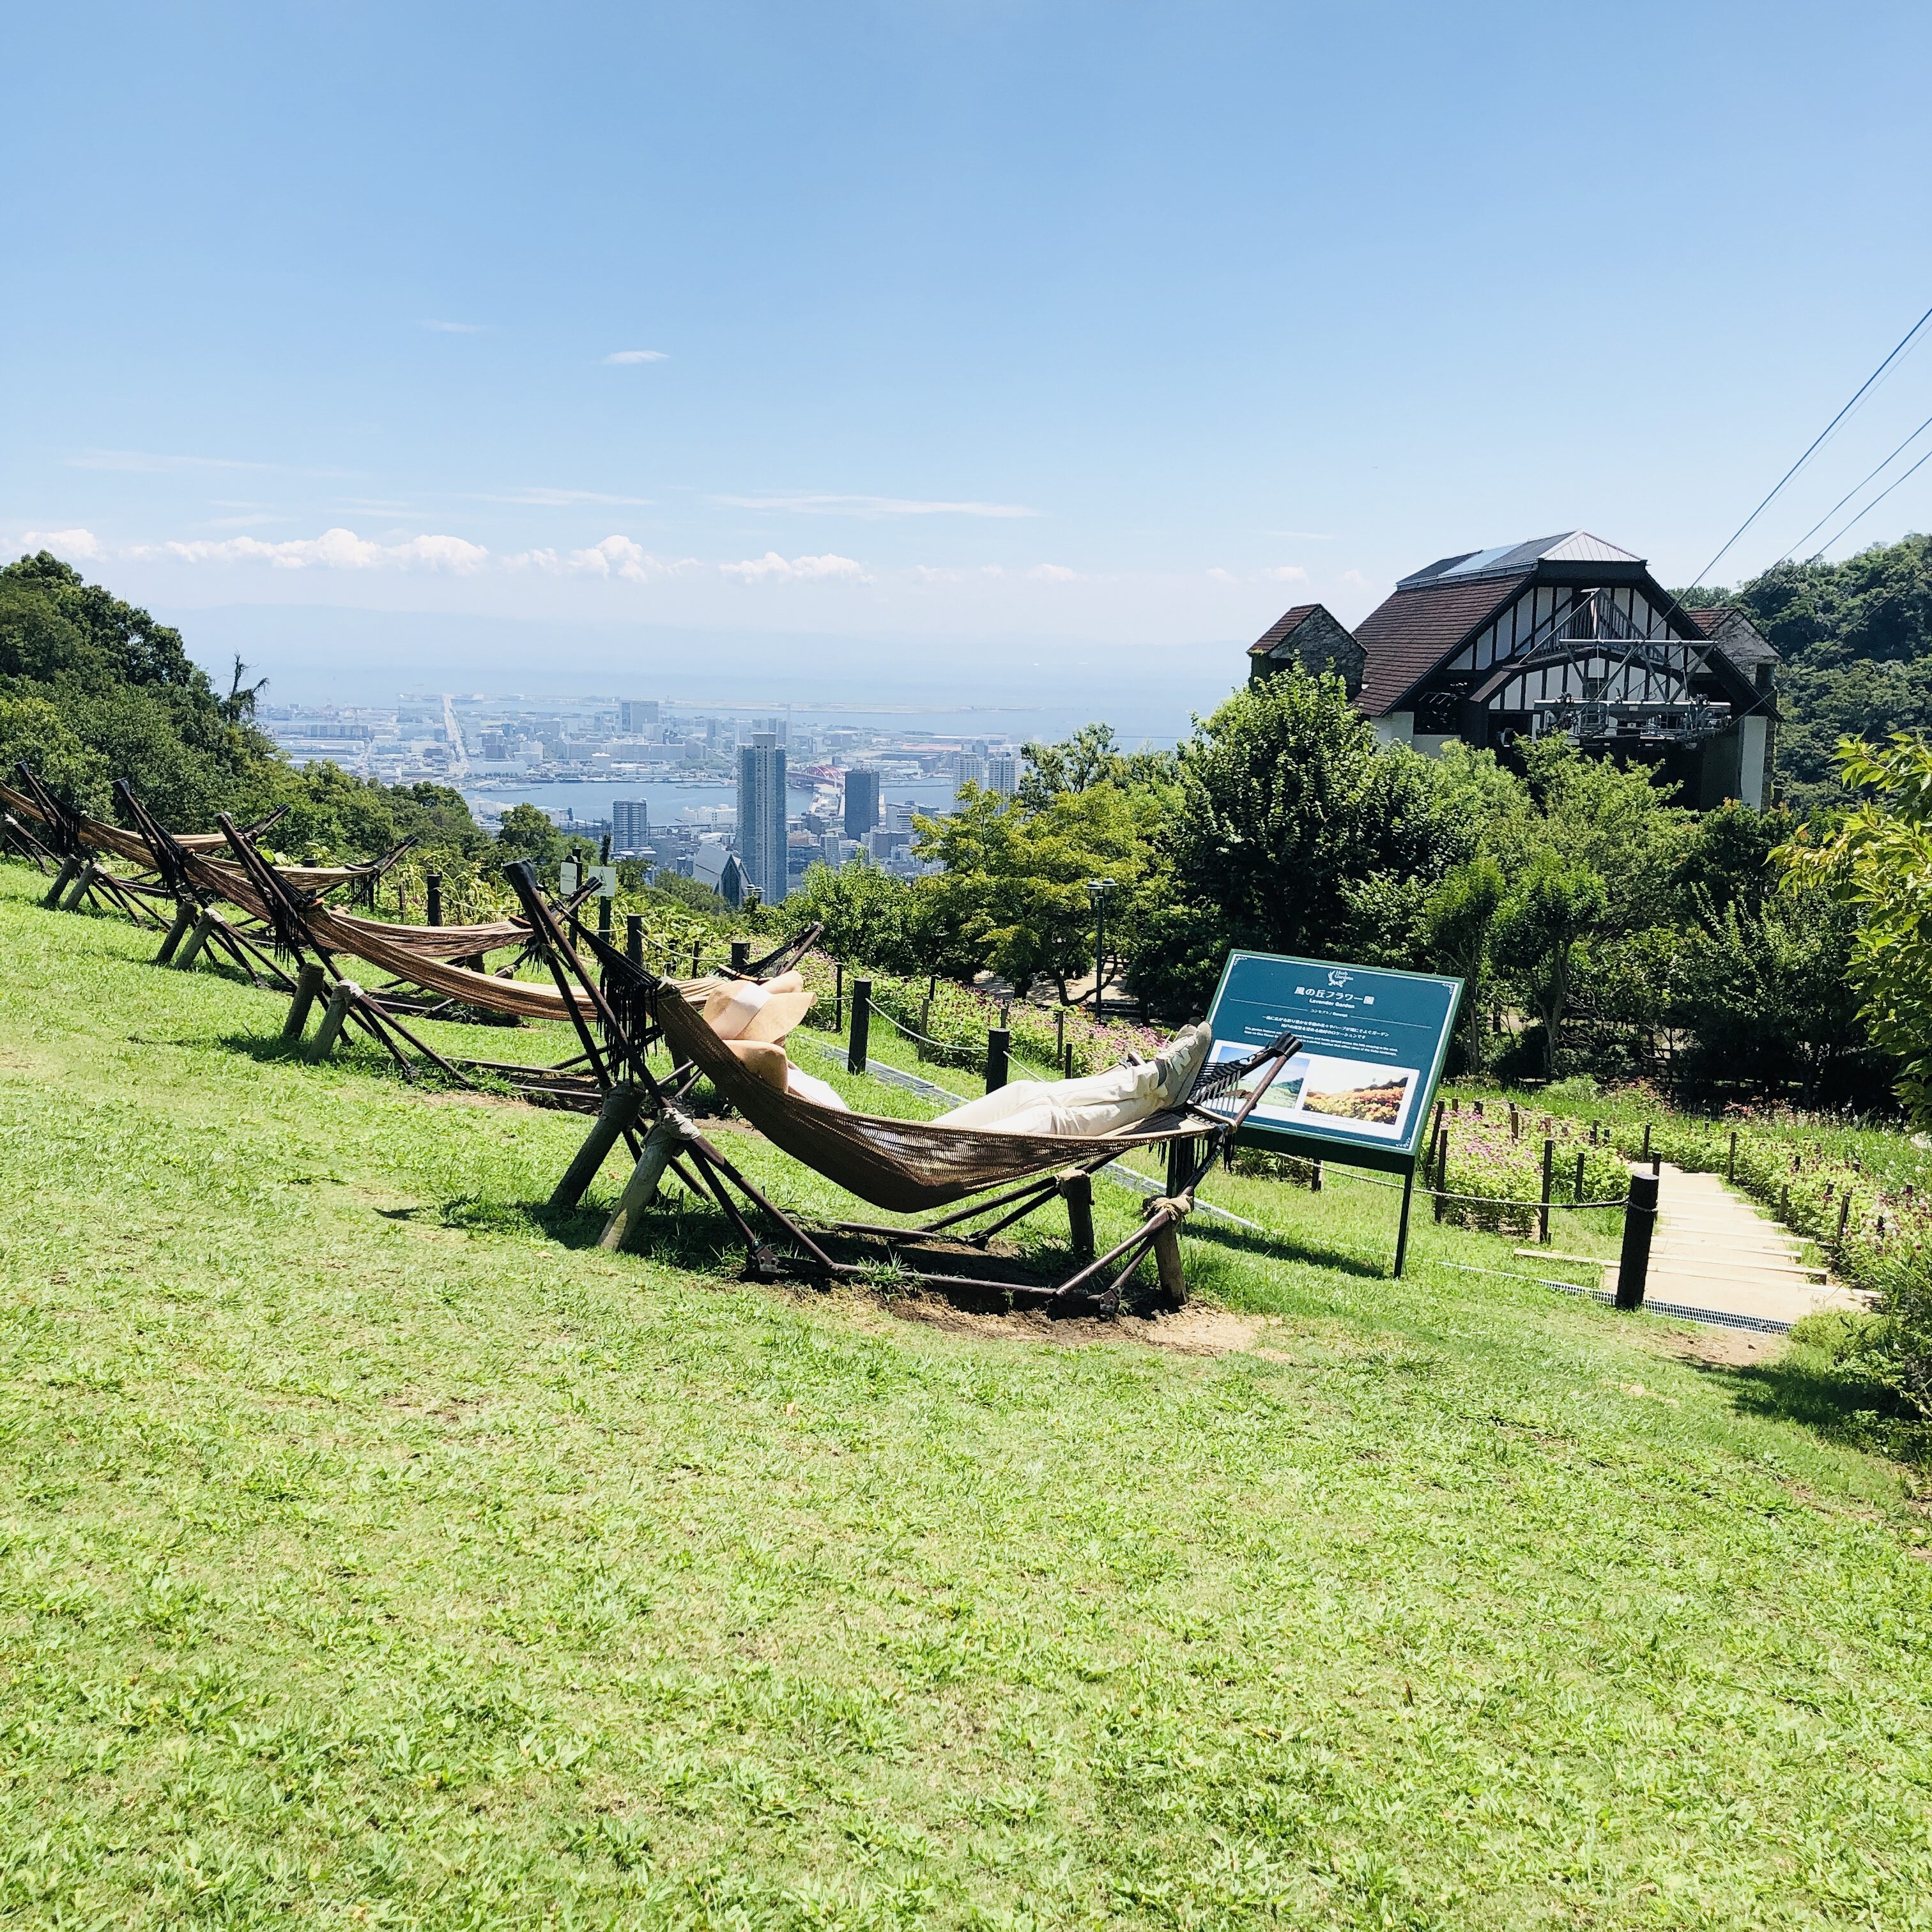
[739,988,816,1043]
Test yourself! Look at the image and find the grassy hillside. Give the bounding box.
[5,864,1932,1927]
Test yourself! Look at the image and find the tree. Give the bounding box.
[1135,668,1462,1009]
[1489,855,1608,1077]
[913,781,1154,999]
[782,857,914,969]
[495,802,562,866]
[1781,732,1932,1125]
[218,655,269,724]
[1016,723,1176,809]
[1422,855,1505,1072]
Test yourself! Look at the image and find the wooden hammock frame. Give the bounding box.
[502,858,1299,1315]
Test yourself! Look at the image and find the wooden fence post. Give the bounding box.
[985,1026,1010,1092]
[1727,1130,1738,1183]
[1615,1169,1658,1310]
[849,977,871,1075]
[626,913,643,966]
[281,962,328,1040]
[598,1117,686,1251]
[730,939,750,972]
[1573,1149,1586,1200]
[425,873,443,927]
[1432,1126,1449,1222]
[1539,1137,1554,1245]
[1835,1192,1851,1257]
[1059,1170,1096,1260]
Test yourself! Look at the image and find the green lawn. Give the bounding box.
[4,864,1932,1928]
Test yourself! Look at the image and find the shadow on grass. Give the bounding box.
[1182,1213,1389,1282]
[1703,1322,1932,1465]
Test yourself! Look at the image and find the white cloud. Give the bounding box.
[604,349,669,364]
[475,487,655,507]
[68,449,268,473]
[136,527,491,573]
[1261,564,1308,583]
[507,535,693,581]
[21,527,103,560]
[720,551,869,584]
[714,492,1034,519]
[1027,563,1080,581]
[1206,567,1238,583]
[422,319,486,334]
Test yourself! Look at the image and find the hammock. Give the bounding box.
[652,977,1218,1214]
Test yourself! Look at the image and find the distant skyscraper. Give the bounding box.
[955,755,986,793]
[620,699,660,732]
[986,753,1018,797]
[753,715,788,746]
[611,799,649,854]
[737,731,788,903]
[843,767,880,839]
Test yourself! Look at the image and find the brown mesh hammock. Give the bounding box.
[502,859,1298,1313]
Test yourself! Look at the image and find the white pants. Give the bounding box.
[932,1024,1212,1138]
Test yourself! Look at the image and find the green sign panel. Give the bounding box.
[1200,951,1462,1171]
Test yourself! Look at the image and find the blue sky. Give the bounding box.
[7,1,1932,710]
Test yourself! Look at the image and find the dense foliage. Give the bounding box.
[1684,530,1932,809]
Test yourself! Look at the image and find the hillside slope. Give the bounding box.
[3,866,1932,1927]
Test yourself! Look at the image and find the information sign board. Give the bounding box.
[1200,951,1462,1174]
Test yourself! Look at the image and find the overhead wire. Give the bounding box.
[1685,299,1932,592]
[1813,440,1932,558]
[1777,408,1932,562]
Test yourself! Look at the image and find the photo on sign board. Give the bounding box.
[1200,1042,1420,1143]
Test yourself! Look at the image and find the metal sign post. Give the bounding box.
[1200,951,1464,1277]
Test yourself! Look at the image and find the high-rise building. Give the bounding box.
[986,753,1018,797]
[955,755,987,793]
[611,799,650,854]
[737,731,788,903]
[843,766,880,839]
[620,699,660,732]
[753,715,788,746]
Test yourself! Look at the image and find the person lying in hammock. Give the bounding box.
[689,970,1215,1135]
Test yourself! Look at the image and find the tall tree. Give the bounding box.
[1489,855,1608,1077]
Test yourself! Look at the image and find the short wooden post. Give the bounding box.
[1835,1192,1851,1256]
[1615,1169,1658,1310]
[730,939,750,972]
[309,979,359,1057]
[597,894,612,944]
[1727,1129,1738,1183]
[425,873,443,926]
[281,962,328,1039]
[1651,1149,1660,1177]
[174,910,217,969]
[1509,1101,1520,1143]
[598,1116,686,1251]
[1539,1136,1554,1245]
[551,1082,645,1209]
[848,976,871,1075]
[626,913,643,966]
[1780,1182,1790,1223]
[155,900,196,963]
[42,855,80,908]
[1432,1126,1449,1222]
[1060,1169,1095,1260]
[60,862,98,910]
[1641,1121,1652,1162]
[1573,1149,1586,1199]
[691,940,702,976]
[1062,1042,1074,1079]
[1055,1006,1066,1064]
[1149,1213,1186,1300]
[1392,1165,1416,1277]
[985,1026,1010,1092]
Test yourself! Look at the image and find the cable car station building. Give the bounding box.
[1249,532,1777,808]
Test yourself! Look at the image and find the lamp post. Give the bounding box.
[1086,876,1116,1020]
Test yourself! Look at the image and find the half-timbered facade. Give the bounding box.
[1248,532,1778,807]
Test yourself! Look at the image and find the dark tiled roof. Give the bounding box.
[1683,602,1779,668]
[1247,604,1322,655]
[1354,574,1531,716]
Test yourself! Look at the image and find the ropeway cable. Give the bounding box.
[1686,298,1932,592]
[1779,408,1932,562]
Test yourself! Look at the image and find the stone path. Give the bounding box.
[1604,1162,1868,1330]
